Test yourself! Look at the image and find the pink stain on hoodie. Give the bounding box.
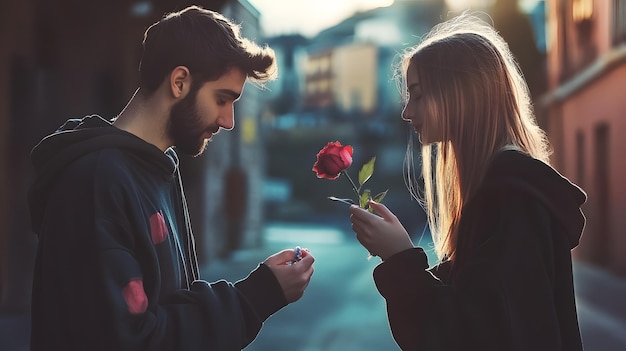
[149,211,168,244]
[122,279,148,314]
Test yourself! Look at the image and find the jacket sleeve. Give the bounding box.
[33,157,286,351]
[373,196,563,351]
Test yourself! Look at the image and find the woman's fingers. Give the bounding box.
[368,201,398,222]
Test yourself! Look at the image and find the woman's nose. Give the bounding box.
[401,106,411,121]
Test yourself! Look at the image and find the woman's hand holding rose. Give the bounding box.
[349,201,414,260]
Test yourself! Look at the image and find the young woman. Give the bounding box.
[349,13,586,350]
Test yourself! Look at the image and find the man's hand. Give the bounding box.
[264,249,315,303]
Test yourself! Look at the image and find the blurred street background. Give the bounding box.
[2,0,626,350]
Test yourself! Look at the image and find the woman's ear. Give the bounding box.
[169,66,191,99]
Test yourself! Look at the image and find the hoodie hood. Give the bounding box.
[482,150,587,249]
[28,115,176,235]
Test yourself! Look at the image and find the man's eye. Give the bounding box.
[217,98,226,106]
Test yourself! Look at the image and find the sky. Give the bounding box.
[247,0,394,37]
[247,0,542,38]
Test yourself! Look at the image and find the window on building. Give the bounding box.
[320,56,331,72]
[592,122,609,265]
[319,79,330,92]
[614,0,626,44]
[572,0,593,23]
[576,130,586,188]
[572,0,595,67]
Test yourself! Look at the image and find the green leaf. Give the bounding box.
[359,189,371,209]
[358,157,376,187]
[373,190,388,203]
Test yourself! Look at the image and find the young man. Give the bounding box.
[27,6,315,350]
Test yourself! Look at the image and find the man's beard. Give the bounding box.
[167,90,216,157]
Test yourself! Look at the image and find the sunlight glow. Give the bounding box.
[248,0,394,37]
[446,0,543,12]
[445,0,495,11]
[249,0,542,38]
[264,223,345,244]
[572,0,593,22]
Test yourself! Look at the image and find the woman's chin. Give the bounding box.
[418,134,436,145]
[417,133,426,145]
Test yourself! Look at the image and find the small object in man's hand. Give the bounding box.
[288,246,303,265]
[294,246,302,261]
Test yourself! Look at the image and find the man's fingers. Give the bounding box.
[294,252,314,269]
[265,249,297,265]
[278,249,296,261]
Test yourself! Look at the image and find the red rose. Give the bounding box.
[312,141,353,180]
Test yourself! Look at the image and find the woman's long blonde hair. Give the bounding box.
[400,13,551,261]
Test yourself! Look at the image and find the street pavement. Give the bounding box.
[204,222,626,351]
[202,222,401,351]
[2,222,626,350]
[573,261,626,350]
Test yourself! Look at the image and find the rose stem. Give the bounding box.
[341,170,360,203]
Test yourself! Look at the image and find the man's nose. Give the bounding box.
[219,107,235,130]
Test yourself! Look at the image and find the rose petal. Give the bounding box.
[312,141,354,180]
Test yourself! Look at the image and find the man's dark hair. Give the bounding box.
[139,5,277,95]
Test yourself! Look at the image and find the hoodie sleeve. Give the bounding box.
[372,191,576,351]
[30,151,287,351]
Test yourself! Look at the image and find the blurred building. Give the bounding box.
[490,0,545,99]
[542,0,626,275]
[0,0,268,310]
[265,0,446,136]
[304,43,379,115]
[304,48,336,111]
[264,34,310,114]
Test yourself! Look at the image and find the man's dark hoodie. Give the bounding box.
[28,115,286,350]
[372,150,587,350]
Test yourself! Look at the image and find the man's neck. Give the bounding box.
[113,88,172,152]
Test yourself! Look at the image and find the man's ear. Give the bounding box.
[169,66,191,99]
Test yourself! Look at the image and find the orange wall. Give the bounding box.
[560,63,626,274]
